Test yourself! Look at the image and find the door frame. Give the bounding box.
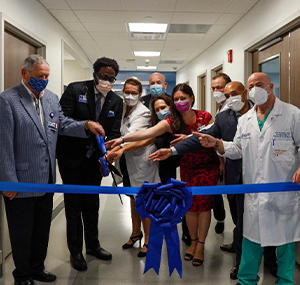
[210,63,223,117]
[197,71,207,110]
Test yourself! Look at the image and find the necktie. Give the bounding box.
[33,96,40,116]
[96,93,102,121]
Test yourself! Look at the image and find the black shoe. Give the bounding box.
[32,270,56,282]
[137,244,148,258]
[122,232,143,249]
[86,246,112,260]
[220,243,235,253]
[70,253,88,271]
[215,222,224,234]
[14,280,36,285]
[230,264,239,280]
[264,260,278,278]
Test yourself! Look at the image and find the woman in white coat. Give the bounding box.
[113,77,160,257]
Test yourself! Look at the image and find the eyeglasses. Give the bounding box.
[96,73,116,83]
[123,91,140,96]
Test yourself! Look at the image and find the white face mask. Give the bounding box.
[123,93,140,106]
[227,95,245,112]
[249,85,270,105]
[213,91,226,103]
[96,79,113,95]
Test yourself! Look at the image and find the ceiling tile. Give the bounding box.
[90,32,129,41]
[61,22,87,32]
[123,11,173,24]
[166,33,205,42]
[160,52,190,61]
[175,0,232,13]
[49,9,79,22]
[171,12,221,25]
[164,40,197,51]
[97,39,131,50]
[215,13,244,25]
[74,10,124,23]
[206,24,232,36]
[121,0,177,12]
[39,0,70,9]
[134,58,160,66]
[70,32,93,40]
[65,0,123,10]
[74,38,98,47]
[130,41,165,51]
[83,22,127,32]
[157,64,181,71]
[225,0,259,13]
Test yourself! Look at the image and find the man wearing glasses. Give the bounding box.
[57,57,123,271]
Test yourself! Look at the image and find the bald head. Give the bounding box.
[248,72,271,90]
[224,81,245,98]
[149,72,168,95]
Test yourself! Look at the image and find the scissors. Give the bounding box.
[96,134,123,204]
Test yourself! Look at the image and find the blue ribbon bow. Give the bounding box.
[135,178,192,278]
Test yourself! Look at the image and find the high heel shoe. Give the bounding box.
[122,232,143,249]
[137,244,148,257]
[192,240,204,266]
[184,238,198,261]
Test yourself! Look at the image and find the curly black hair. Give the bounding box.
[93,57,119,76]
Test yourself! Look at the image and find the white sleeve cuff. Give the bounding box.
[171,146,178,156]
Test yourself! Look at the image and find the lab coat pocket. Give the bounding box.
[270,192,300,214]
[270,138,292,163]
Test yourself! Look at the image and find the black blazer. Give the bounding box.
[56,80,123,168]
[175,107,249,187]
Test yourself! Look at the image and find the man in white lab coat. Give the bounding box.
[198,72,300,285]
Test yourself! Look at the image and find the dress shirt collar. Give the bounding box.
[21,80,45,99]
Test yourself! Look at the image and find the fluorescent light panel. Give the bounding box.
[134,51,160,57]
[128,23,168,33]
[137,66,157,70]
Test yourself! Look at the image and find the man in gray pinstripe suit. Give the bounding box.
[0,55,103,285]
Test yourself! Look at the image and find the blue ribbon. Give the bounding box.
[135,179,192,278]
[0,181,299,195]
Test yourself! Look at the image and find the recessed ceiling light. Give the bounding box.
[134,51,160,57]
[137,66,157,70]
[128,23,168,33]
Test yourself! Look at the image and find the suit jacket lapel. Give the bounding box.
[86,81,96,120]
[17,83,47,142]
[40,93,52,144]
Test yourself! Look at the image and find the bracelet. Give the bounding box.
[84,120,90,130]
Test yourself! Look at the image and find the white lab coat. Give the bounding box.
[223,98,300,246]
[119,101,160,187]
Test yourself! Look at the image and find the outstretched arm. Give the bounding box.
[106,120,171,149]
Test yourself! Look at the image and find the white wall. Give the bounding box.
[63,60,90,87]
[177,0,300,112]
[0,0,92,96]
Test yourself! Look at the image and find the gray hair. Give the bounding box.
[21,54,49,72]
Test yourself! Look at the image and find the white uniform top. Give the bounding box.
[120,101,160,187]
[223,98,300,246]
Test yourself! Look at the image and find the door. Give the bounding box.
[197,74,206,111]
[211,66,223,117]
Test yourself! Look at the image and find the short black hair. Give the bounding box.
[212,73,231,85]
[93,57,119,76]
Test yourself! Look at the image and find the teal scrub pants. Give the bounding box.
[238,238,295,285]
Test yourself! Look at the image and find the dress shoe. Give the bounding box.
[70,253,88,271]
[33,270,56,282]
[220,243,235,253]
[264,260,278,278]
[230,264,239,280]
[137,244,148,258]
[122,232,143,249]
[215,221,224,234]
[14,280,36,285]
[86,246,112,260]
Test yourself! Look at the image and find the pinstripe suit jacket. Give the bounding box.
[0,82,87,198]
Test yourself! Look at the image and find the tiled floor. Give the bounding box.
[1,177,299,284]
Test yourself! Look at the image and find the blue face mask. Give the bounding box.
[27,76,48,92]
[156,108,171,121]
[150,84,164,96]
